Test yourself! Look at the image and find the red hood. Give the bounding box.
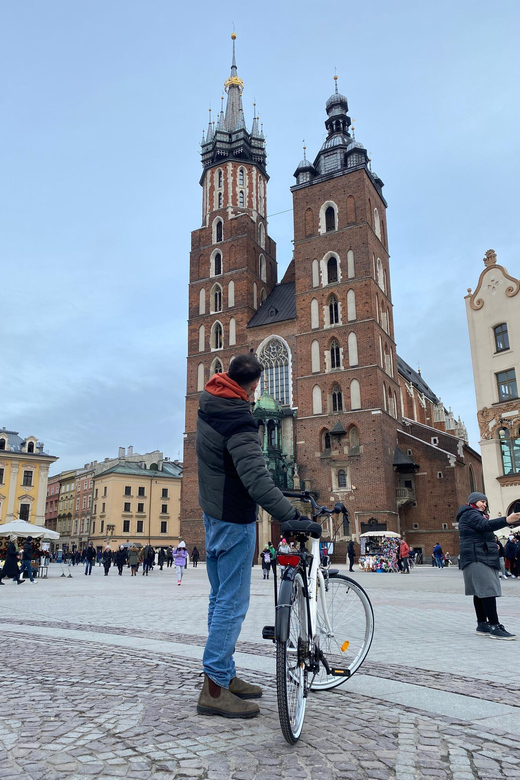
[205,372,249,402]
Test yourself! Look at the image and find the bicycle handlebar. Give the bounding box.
[282,489,349,520]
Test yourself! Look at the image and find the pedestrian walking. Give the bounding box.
[433,542,444,569]
[347,540,355,572]
[457,492,520,640]
[495,536,508,579]
[0,535,25,585]
[505,535,518,578]
[173,541,188,585]
[260,546,271,579]
[128,545,139,576]
[268,541,277,578]
[19,536,36,582]
[158,547,167,571]
[85,542,96,575]
[102,546,112,576]
[166,546,174,568]
[115,545,127,576]
[141,544,153,576]
[191,546,200,567]
[399,538,410,573]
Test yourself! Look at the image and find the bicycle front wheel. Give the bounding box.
[311,574,374,691]
[276,571,308,743]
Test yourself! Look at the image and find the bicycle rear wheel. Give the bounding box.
[276,571,308,743]
[311,574,374,691]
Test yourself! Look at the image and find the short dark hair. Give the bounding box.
[229,354,263,387]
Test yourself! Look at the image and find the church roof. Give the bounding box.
[247,282,296,328]
[397,355,440,405]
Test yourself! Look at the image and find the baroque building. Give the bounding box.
[181,37,482,560]
[465,249,520,515]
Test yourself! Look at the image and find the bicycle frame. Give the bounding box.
[276,534,323,649]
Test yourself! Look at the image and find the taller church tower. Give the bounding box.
[291,77,402,536]
[180,35,278,546]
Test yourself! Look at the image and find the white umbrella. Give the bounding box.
[0,519,60,539]
[360,530,400,538]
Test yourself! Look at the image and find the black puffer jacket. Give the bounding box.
[456,504,508,570]
[196,373,298,525]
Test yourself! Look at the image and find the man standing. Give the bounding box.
[433,542,444,569]
[347,540,355,572]
[195,354,303,719]
[399,538,410,573]
[85,542,96,575]
[20,536,36,582]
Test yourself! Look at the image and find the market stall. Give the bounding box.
[0,520,60,579]
[358,530,401,572]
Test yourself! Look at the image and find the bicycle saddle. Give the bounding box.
[281,516,322,539]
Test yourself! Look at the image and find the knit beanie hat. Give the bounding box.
[468,492,488,505]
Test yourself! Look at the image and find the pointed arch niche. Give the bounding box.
[319,201,338,234]
[199,288,206,315]
[228,280,235,307]
[197,363,205,391]
[350,379,361,410]
[312,385,323,415]
[311,298,319,329]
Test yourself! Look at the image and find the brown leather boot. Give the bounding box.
[197,675,260,718]
[229,676,262,699]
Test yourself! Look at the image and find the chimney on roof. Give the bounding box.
[127,446,133,456]
[118,447,125,458]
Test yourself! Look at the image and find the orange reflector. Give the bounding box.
[341,641,350,652]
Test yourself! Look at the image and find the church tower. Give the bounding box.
[291,77,401,536]
[180,35,278,547]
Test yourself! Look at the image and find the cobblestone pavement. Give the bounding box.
[1,563,520,779]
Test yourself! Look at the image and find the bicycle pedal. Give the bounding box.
[262,625,275,641]
[331,668,351,678]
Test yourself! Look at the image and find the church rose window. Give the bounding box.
[259,338,290,405]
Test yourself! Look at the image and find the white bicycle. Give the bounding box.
[263,490,374,744]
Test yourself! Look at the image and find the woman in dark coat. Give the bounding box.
[191,547,200,567]
[102,547,112,576]
[457,492,520,640]
[0,536,25,584]
[115,546,127,576]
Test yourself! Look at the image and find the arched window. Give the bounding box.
[347,249,355,279]
[27,442,35,453]
[499,427,520,475]
[239,190,245,207]
[312,385,323,415]
[312,259,320,287]
[305,208,314,237]
[211,283,222,313]
[217,169,223,188]
[267,421,276,449]
[0,438,5,450]
[218,192,223,208]
[348,332,358,366]
[311,298,319,329]
[229,317,236,345]
[376,258,385,291]
[338,469,347,488]
[347,289,356,321]
[323,431,331,452]
[238,168,245,186]
[325,206,336,232]
[228,280,235,307]
[211,252,222,277]
[198,325,205,352]
[332,384,343,412]
[258,222,265,248]
[197,363,204,392]
[327,256,338,284]
[211,321,223,350]
[211,357,224,375]
[311,339,320,373]
[199,288,206,315]
[216,220,223,243]
[349,426,359,449]
[374,208,381,239]
[350,379,361,410]
[258,337,291,405]
[329,295,339,325]
[384,344,393,376]
[330,339,341,369]
[346,195,356,223]
[259,255,267,282]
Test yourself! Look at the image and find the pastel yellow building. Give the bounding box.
[90,460,182,550]
[0,428,58,526]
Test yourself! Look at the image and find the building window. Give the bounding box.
[322,431,331,452]
[325,206,336,232]
[499,427,520,475]
[22,470,33,487]
[497,369,518,402]
[216,220,223,243]
[137,503,144,513]
[437,472,443,479]
[258,337,291,405]
[76,498,80,510]
[103,487,107,496]
[27,442,34,453]
[124,502,131,513]
[338,469,347,488]
[329,295,339,325]
[211,321,223,350]
[19,504,30,521]
[211,284,223,313]
[92,521,96,534]
[218,192,223,208]
[95,488,98,498]
[332,384,343,412]
[0,468,4,483]
[259,255,267,282]
[161,504,168,514]
[327,256,338,284]
[124,486,131,496]
[123,520,130,533]
[160,521,167,533]
[101,520,104,533]
[137,520,144,532]
[138,487,145,497]
[0,439,5,450]
[330,339,341,369]
[494,323,510,352]
[102,503,106,513]
[162,488,169,498]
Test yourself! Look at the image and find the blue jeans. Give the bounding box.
[85,561,93,575]
[435,555,444,569]
[202,513,256,688]
[20,560,34,582]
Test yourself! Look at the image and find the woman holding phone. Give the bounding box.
[457,492,520,640]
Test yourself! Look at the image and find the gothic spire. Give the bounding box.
[223,32,245,132]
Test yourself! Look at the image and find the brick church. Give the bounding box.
[180,36,483,561]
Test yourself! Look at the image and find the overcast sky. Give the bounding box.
[2,1,519,475]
